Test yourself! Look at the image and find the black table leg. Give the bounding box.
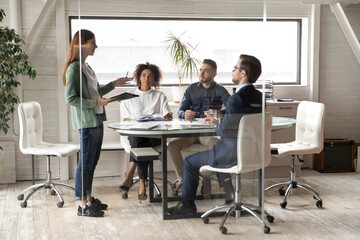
[161,136,168,220]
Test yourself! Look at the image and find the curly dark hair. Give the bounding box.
[134,62,162,89]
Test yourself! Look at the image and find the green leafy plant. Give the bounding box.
[163,30,201,86]
[0,9,36,137]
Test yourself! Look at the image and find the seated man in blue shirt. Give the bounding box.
[168,54,263,215]
[168,59,230,194]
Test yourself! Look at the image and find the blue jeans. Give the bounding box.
[75,115,104,200]
[182,147,230,200]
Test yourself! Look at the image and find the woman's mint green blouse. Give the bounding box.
[65,61,115,129]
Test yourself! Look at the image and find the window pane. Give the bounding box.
[70,18,300,85]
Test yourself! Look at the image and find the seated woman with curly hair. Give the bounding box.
[119,62,172,201]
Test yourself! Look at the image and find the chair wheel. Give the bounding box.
[172,189,178,197]
[202,217,209,224]
[316,200,322,208]
[264,226,271,234]
[220,226,227,234]
[155,194,161,198]
[279,188,285,196]
[57,201,64,208]
[51,190,56,196]
[280,202,287,208]
[122,192,128,199]
[17,194,24,201]
[266,215,274,223]
[20,201,27,208]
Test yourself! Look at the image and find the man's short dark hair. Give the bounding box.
[239,54,262,83]
[203,59,217,72]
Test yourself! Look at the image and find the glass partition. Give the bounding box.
[73,0,268,237]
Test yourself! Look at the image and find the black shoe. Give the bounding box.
[91,197,108,210]
[167,200,197,215]
[77,205,104,217]
[138,193,147,201]
[120,181,133,192]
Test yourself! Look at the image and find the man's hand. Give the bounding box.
[205,116,219,126]
[184,110,197,120]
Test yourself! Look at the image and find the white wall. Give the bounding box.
[0,0,359,180]
[319,5,360,141]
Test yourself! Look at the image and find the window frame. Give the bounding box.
[69,16,302,86]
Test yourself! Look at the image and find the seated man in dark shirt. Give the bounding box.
[168,59,230,193]
[168,54,263,215]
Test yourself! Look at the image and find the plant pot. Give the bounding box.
[172,86,187,103]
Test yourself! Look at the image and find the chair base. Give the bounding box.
[265,155,323,208]
[201,174,273,234]
[17,155,75,208]
[17,181,75,208]
[201,202,273,234]
[265,180,323,208]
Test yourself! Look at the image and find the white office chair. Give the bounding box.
[200,113,273,234]
[265,101,325,208]
[17,101,79,208]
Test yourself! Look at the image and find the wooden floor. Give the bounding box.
[1,170,360,240]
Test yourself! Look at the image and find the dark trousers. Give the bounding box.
[182,148,230,200]
[128,137,161,180]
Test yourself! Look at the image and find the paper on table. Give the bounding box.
[169,118,214,129]
[128,122,159,129]
[137,114,169,122]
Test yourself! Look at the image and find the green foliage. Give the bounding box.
[0,9,36,135]
[163,30,201,86]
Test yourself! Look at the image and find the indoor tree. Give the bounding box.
[0,9,36,141]
[163,30,201,86]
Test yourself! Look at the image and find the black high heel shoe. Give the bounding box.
[138,193,147,201]
[120,181,133,192]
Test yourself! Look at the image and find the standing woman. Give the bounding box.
[120,62,172,201]
[62,29,132,217]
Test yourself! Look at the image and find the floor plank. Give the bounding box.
[1,170,360,239]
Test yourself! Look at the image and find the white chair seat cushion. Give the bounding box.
[21,141,79,157]
[200,165,238,175]
[271,141,322,157]
[200,163,267,175]
[130,147,159,158]
[101,141,123,150]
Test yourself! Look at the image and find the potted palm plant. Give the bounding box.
[163,30,201,103]
[0,9,36,147]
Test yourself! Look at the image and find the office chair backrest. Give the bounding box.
[18,101,43,153]
[237,112,272,174]
[295,101,325,153]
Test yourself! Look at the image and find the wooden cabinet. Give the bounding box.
[265,100,300,178]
